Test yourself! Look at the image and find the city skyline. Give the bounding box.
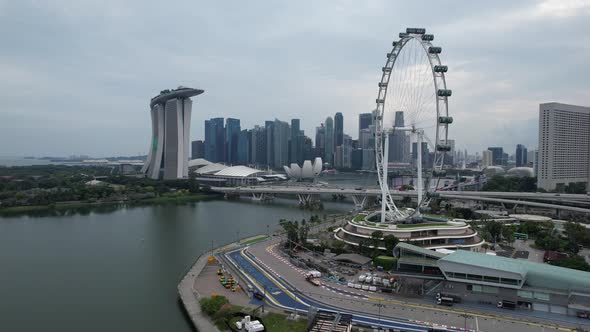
[0,1,589,157]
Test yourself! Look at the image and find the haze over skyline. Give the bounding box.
[1,0,589,157]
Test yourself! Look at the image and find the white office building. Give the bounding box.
[537,102,590,191]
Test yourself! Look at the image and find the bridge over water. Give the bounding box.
[211,185,590,216]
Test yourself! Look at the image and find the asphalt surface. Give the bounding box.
[221,236,589,332]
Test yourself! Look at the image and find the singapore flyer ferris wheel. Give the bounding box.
[375,28,453,223]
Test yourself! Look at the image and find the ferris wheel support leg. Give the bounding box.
[416,131,423,216]
[381,132,390,223]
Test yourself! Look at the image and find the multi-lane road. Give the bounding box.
[216,237,583,332]
[212,185,590,214]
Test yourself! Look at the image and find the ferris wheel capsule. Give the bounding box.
[406,28,426,34]
[437,89,452,97]
[438,116,453,124]
[434,65,448,73]
[428,46,442,54]
[422,34,434,41]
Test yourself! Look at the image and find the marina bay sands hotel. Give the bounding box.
[142,87,204,179]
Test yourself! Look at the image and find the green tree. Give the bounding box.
[370,230,384,257]
[199,296,229,316]
[564,222,590,248]
[550,255,590,272]
[357,238,371,256]
[501,225,514,244]
[383,234,399,255]
[483,221,502,243]
[298,219,309,245]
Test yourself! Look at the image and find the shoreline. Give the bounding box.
[0,193,221,216]
[177,234,268,332]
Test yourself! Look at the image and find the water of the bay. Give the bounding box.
[0,198,354,332]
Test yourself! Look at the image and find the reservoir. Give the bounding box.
[0,198,352,332]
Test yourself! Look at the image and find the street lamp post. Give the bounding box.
[373,299,385,330]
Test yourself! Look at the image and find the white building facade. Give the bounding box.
[538,102,590,191]
[481,150,493,168]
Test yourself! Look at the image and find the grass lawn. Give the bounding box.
[262,312,307,332]
[353,214,366,222]
[242,235,268,246]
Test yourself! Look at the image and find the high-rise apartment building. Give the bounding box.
[191,140,204,159]
[142,87,204,179]
[334,112,344,147]
[538,102,590,191]
[515,144,528,167]
[324,116,334,165]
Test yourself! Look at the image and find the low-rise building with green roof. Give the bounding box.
[393,243,590,316]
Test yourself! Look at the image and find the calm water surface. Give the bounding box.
[0,199,352,332]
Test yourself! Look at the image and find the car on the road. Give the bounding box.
[253,290,264,300]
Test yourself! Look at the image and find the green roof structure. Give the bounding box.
[439,249,590,292]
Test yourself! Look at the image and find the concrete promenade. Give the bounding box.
[177,235,269,332]
[177,251,220,332]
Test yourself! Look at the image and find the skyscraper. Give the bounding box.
[538,102,590,191]
[358,113,373,140]
[389,111,410,163]
[225,118,240,164]
[412,142,431,168]
[251,125,266,166]
[273,119,290,168]
[482,150,493,167]
[265,121,274,168]
[334,112,344,147]
[324,116,334,165]
[204,117,225,163]
[290,119,302,164]
[315,124,325,159]
[237,129,251,165]
[487,147,504,166]
[142,87,204,180]
[515,144,528,167]
[191,140,204,159]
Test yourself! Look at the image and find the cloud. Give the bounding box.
[0,0,588,157]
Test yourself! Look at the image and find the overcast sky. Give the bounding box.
[1,0,588,158]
